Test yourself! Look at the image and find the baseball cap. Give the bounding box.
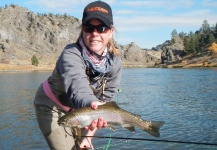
[82,1,113,27]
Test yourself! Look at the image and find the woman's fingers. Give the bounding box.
[102,121,107,128]
[97,118,103,128]
[91,101,106,110]
[88,118,107,130]
[89,120,97,131]
[91,102,98,110]
[84,101,107,131]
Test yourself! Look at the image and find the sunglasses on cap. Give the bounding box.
[83,24,110,33]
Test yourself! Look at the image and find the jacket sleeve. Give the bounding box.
[56,44,97,108]
[101,56,122,101]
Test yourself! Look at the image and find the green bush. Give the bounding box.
[31,55,39,66]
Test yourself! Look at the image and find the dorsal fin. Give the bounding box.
[104,101,120,108]
[134,114,141,118]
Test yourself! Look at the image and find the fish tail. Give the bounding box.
[143,121,165,137]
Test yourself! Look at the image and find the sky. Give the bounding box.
[1,0,217,49]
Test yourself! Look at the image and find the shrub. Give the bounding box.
[31,55,39,66]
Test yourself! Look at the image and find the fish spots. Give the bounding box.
[148,121,153,130]
[134,116,143,122]
[58,102,165,137]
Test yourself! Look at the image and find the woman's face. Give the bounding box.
[82,18,113,55]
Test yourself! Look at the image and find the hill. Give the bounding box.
[0,4,161,70]
[0,4,80,66]
[0,4,216,70]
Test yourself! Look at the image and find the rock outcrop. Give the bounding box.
[0,4,81,65]
[0,4,159,67]
[151,36,184,64]
[1,4,215,70]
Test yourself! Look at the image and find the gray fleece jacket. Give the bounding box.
[47,43,122,109]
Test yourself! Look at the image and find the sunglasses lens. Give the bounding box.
[96,26,108,33]
[83,25,110,33]
[83,26,95,33]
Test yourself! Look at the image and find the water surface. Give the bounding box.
[0,68,217,150]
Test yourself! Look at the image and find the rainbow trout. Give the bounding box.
[58,102,165,137]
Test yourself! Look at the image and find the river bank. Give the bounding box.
[0,64,151,71]
[1,63,217,71]
[1,53,217,71]
[0,64,55,71]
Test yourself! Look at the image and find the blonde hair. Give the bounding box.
[77,25,120,56]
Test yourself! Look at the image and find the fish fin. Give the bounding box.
[71,127,82,139]
[104,101,120,108]
[76,127,82,139]
[124,126,136,132]
[143,121,165,137]
[108,124,115,131]
[121,124,136,132]
[71,127,81,150]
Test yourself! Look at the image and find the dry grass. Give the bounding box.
[168,56,217,68]
[0,64,54,71]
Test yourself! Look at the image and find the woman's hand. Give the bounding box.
[83,101,107,130]
[80,101,107,149]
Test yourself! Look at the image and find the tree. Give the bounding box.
[208,42,217,53]
[171,29,178,37]
[213,23,217,39]
[179,31,186,40]
[31,55,39,66]
[207,33,215,44]
[201,20,211,34]
[63,13,68,19]
[171,38,175,45]
[182,20,217,55]
[183,37,189,54]
[194,34,200,52]
[188,37,196,53]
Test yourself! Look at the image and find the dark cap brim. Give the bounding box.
[82,14,112,27]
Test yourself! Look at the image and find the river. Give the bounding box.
[0,68,217,150]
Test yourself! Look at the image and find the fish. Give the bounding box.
[58,101,165,137]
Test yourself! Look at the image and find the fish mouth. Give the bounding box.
[57,119,66,126]
[57,121,63,126]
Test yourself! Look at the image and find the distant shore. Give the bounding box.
[0,63,217,71]
[0,64,152,71]
[0,64,55,71]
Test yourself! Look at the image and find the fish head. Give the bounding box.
[58,116,81,128]
[58,117,69,126]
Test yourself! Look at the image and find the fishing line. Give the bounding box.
[36,96,216,147]
[105,134,112,150]
[82,136,217,146]
[95,139,126,150]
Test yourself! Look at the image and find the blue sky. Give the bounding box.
[1,0,217,49]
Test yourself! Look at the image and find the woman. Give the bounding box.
[34,1,122,150]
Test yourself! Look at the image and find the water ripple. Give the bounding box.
[1,69,217,149]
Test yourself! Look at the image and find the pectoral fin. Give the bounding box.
[124,126,135,132]
[71,127,81,150]
[108,124,115,131]
[121,124,136,132]
[71,127,81,139]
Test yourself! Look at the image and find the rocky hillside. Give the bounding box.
[119,42,161,67]
[0,4,81,65]
[154,36,184,63]
[0,4,216,70]
[0,4,161,68]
